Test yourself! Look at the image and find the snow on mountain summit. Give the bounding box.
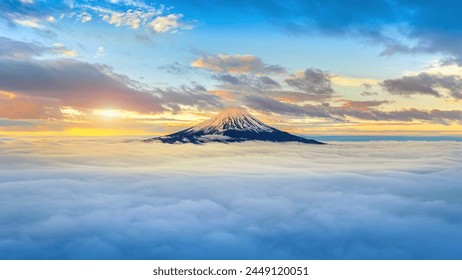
[145,107,324,144]
[191,107,273,133]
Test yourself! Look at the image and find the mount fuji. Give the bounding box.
[145,107,324,144]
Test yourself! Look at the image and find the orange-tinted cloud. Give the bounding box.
[339,99,393,111]
[0,93,62,119]
[0,58,164,114]
[208,90,235,100]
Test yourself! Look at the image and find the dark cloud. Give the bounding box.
[155,83,223,113]
[243,95,462,125]
[0,58,165,113]
[285,69,334,96]
[382,73,462,99]
[213,74,280,92]
[209,68,334,104]
[363,83,373,89]
[244,95,340,120]
[268,91,332,102]
[159,61,193,75]
[0,36,48,59]
[339,100,392,109]
[192,54,286,75]
[361,91,379,96]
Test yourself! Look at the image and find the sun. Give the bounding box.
[93,109,124,118]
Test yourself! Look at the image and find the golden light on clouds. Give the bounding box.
[94,109,126,118]
[0,90,16,99]
[331,75,380,87]
[64,127,149,136]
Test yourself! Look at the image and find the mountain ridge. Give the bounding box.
[145,107,324,144]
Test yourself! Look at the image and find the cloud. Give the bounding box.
[0,0,193,35]
[99,8,153,29]
[382,73,462,99]
[213,74,281,92]
[149,14,192,33]
[159,61,193,75]
[46,16,55,23]
[270,91,333,102]
[207,67,335,103]
[180,0,462,64]
[279,1,462,63]
[0,93,62,119]
[77,12,92,23]
[244,95,336,120]
[78,3,192,33]
[361,91,379,96]
[243,95,462,125]
[331,75,380,87]
[0,0,60,30]
[155,83,223,112]
[95,46,105,58]
[86,6,154,29]
[0,57,164,114]
[0,36,48,59]
[13,17,44,29]
[339,100,392,109]
[285,68,335,96]
[0,139,461,259]
[52,43,79,57]
[0,38,226,119]
[1,37,78,59]
[192,54,286,75]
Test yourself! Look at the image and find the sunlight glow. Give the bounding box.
[0,90,16,99]
[93,109,127,118]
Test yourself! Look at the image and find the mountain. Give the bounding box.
[144,107,324,144]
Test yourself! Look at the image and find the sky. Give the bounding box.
[1,0,462,136]
[1,138,461,259]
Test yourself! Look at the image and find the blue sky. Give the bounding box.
[1,0,462,136]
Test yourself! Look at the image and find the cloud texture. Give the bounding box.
[0,139,461,259]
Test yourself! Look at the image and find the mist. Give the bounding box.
[1,138,461,259]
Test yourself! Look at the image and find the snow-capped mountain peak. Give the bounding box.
[145,107,324,144]
[190,107,273,133]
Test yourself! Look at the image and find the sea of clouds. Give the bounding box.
[0,138,461,259]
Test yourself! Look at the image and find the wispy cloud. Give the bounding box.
[0,0,193,35]
[87,5,160,29]
[94,46,105,58]
[78,2,193,33]
[77,12,92,23]
[192,54,286,75]
[285,68,335,96]
[13,17,44,29]
[52,43,79,57]
[149,14,192,33]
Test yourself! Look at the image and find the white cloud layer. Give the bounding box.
[0,139,461,259]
